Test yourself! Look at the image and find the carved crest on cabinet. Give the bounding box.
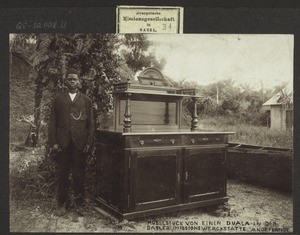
[137,67,172,87]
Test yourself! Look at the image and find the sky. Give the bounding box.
[147,34,293,90]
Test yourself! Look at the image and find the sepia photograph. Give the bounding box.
[9,33,293,232]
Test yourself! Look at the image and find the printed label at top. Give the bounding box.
[117,6,183,34]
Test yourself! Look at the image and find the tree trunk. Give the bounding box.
[34,76,44,140]
[25,75,43,147]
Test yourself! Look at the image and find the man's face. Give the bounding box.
[66,74,79,90]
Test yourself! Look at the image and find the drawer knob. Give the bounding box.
[139,140,144,146]
[191,138,195,144]
[153,138,162,142]
[170,139,175,144]
[216,138,220,141]
[202,137,209,141]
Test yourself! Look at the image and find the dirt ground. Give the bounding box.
[9,146,293,233]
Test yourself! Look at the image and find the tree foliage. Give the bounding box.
[121,34,166,72]
[10,33,167,145]
[180,77,275,126]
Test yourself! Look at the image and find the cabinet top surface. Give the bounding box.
[98,129,235,136]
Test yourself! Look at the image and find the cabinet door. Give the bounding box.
[130,149,181,211]
[96,143,112,203]
[183,148,226,203]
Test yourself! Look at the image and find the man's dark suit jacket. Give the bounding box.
[49,91,95,150]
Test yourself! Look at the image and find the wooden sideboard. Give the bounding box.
[95,67,234,219]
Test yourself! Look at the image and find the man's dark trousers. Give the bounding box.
[57,141,86,207]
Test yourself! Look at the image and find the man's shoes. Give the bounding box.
[74,207,84,217]
[74,196,84,207]
[54,206,67,217]
[68,207,84,222]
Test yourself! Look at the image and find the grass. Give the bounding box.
[199,115,293,149]
[9,146,56,201]
[10,121,30,143]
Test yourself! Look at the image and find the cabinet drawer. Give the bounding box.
[183,135,225,145]
[127,135,181,148]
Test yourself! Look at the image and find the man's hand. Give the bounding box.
[52,144,62,152]
[83,145,90,154]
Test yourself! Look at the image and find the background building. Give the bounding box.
[262,83,293,130]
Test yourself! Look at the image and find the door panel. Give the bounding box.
[130,149,181,211]
[184,148,226,202]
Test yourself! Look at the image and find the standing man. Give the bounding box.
[49,68,95,215]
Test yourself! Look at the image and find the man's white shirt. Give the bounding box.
[69,92,77,101]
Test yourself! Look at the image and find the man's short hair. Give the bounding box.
[67,68,79,77]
